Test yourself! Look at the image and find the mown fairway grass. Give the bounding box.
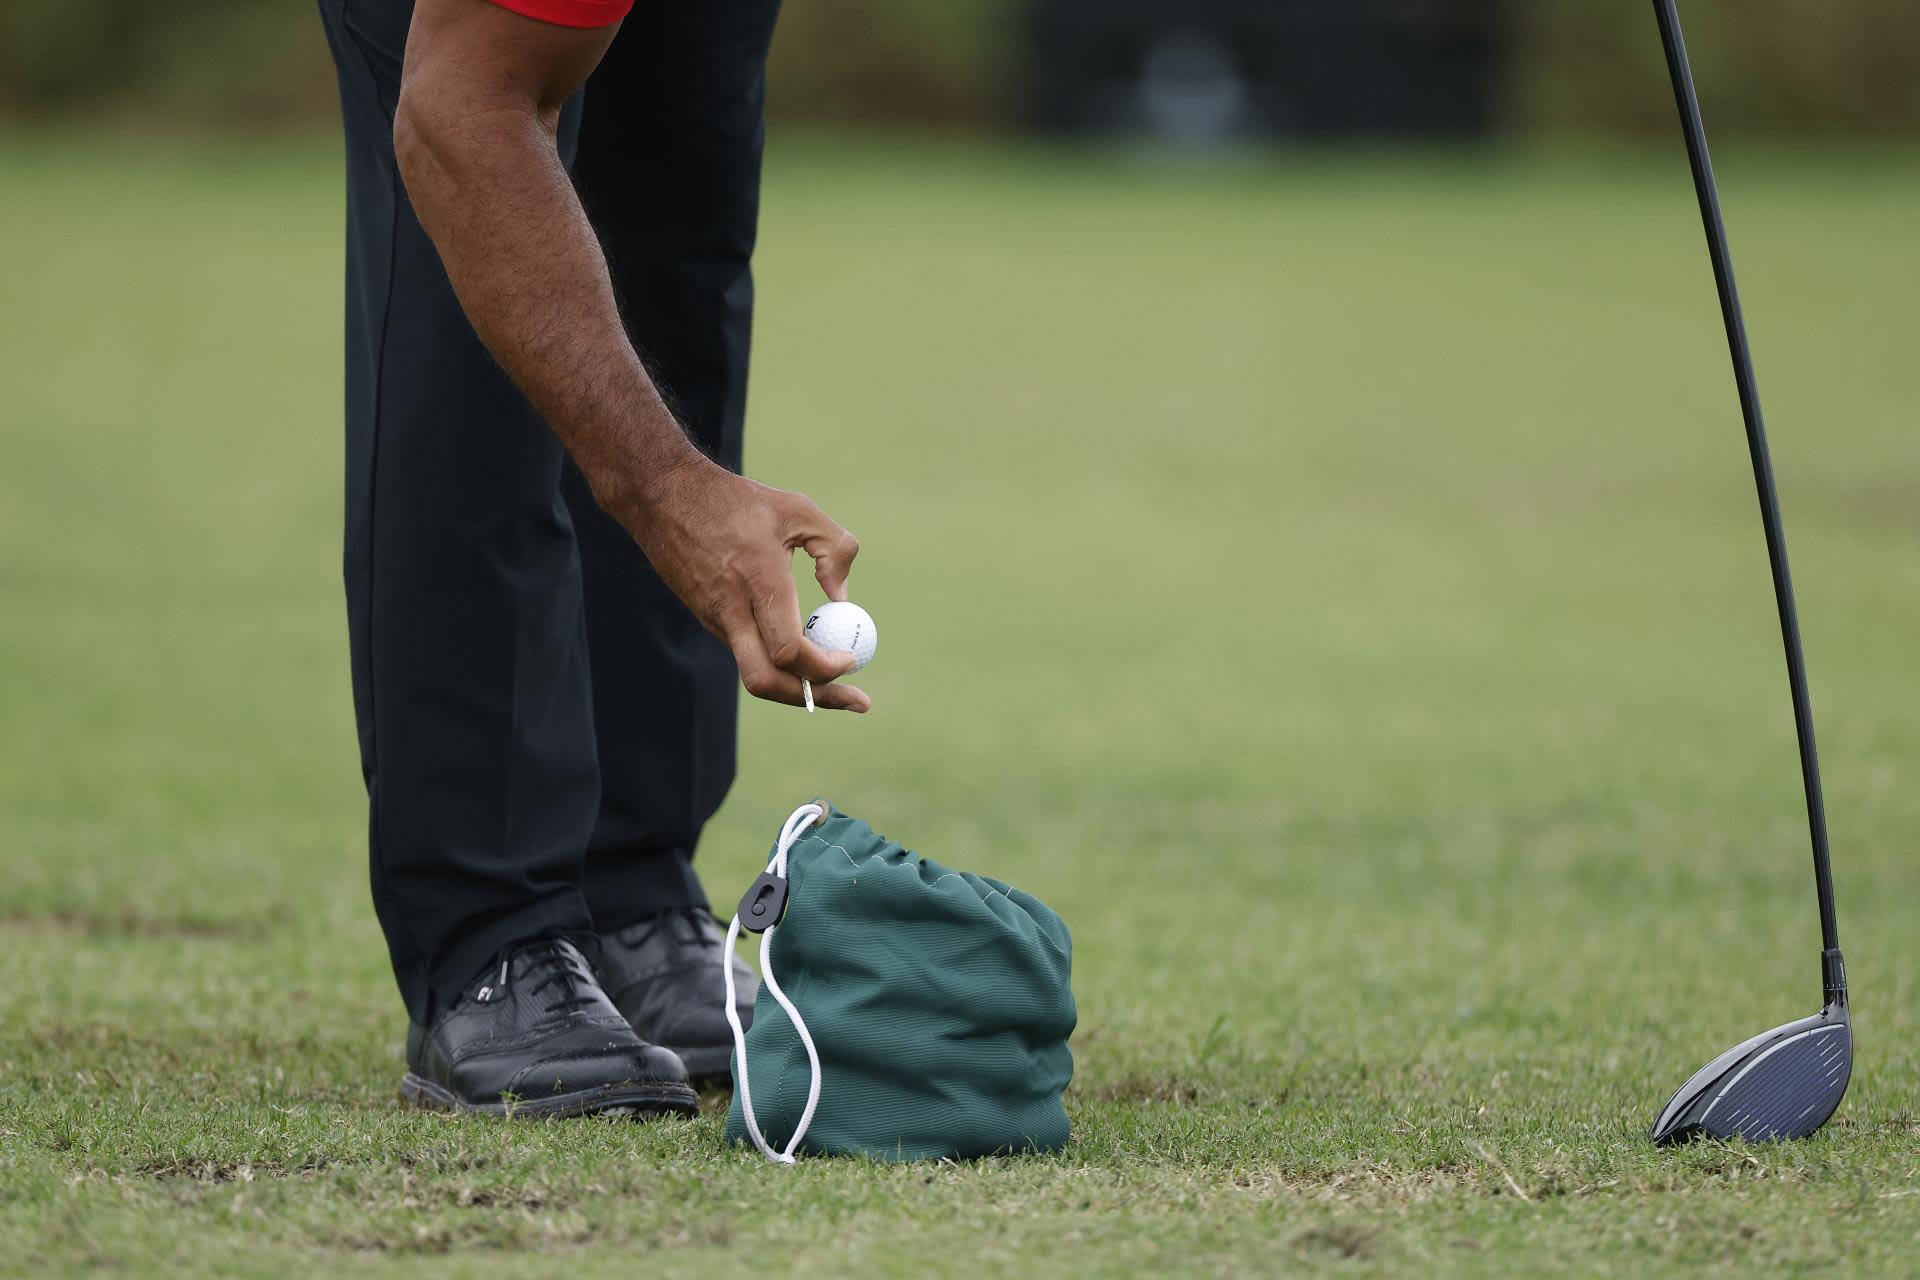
[2,132,1917,1276]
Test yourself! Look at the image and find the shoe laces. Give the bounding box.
[480,939,605,1016]
[620,905,721,950]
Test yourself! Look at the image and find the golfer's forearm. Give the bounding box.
[392,95,699,510]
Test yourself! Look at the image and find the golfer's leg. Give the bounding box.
[565,0,783,930]
[320,0,599,1025]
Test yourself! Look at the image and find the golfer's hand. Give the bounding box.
[624,456,870,712]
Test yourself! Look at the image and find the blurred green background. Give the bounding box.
[2,0,1917,136]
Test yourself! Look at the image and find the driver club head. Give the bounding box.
[1651,1004,1851,1144]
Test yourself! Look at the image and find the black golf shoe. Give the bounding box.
[598,907,755,1084]
[401,937,697,1118]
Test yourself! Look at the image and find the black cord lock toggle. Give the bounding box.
[739,871,789,934]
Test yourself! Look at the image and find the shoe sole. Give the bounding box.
[399,1072,697,1119]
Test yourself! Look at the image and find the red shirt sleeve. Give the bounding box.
[482,0,632,29]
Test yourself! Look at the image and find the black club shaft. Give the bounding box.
[1652,0,1840,966]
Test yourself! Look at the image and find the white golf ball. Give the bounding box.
[803,601,877,672]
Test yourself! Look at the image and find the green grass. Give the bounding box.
[3,132,1919,1276]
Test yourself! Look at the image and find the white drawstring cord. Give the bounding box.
[724,801,828,1164]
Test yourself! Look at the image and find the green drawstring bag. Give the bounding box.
[722,802,1076,1162]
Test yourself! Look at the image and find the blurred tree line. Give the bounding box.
[1,0,1914,136]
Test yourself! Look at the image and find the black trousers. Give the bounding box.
[318,0,781,1024]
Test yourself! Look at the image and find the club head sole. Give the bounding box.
[1652,1005,1851,1144]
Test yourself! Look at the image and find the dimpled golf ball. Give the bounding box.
[803,601,877,671]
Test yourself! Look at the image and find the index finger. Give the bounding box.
[779,495,859,603]
[803,526,860,603]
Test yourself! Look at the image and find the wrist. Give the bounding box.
[586,437,709,528]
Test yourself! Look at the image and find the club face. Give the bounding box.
[1652,1005,1851,1144]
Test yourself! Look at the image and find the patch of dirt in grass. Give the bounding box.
[1254,1164,1482,1203]
[1292,1222,1381,1259]
[138,1158,323,1183]
[0,907,271,940]
[323,1209,598,1256]
[1084,1073,1205,1104]
[428,1181,578,1213]
[1796,472,1920,538]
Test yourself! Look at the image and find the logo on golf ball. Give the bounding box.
[803,601,877,672]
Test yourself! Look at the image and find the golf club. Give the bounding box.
[1647,0,1851,1145]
